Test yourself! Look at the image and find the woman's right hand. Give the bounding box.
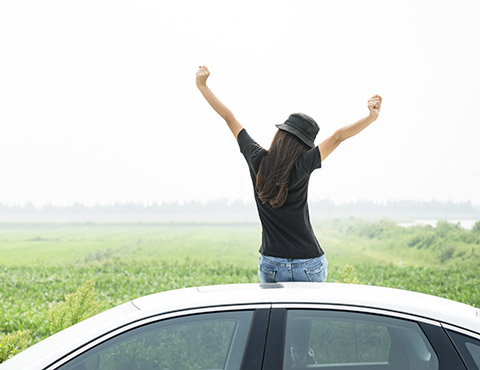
[196,65,210,88]
[367,94,382,121]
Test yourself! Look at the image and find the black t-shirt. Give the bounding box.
[237,129,324,259]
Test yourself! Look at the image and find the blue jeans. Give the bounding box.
[258,254,328,283]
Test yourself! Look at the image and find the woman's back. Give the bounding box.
[238,129,323,259]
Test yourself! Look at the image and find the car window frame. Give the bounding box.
[418,322,468,370]
[262,304,467,370]
[47,304,271,370]
[444,325,480,370]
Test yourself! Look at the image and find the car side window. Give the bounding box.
[448,330,480,370]
[283,310,439,370]
[57,310,253,370]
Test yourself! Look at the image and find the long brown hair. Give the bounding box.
[256,130,310,208]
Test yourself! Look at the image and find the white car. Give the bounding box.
[1,283,480,370]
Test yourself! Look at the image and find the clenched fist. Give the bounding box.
[196,65,210,88]
[367,95,382,120]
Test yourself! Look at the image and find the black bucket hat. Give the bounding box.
[275,113,319,148]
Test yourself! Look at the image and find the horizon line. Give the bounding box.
[0,199,479,208]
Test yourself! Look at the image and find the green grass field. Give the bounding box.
[0,223,261,266]
[1,219,479,362]
[4,219,477,267]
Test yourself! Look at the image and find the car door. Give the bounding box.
[262,305,467,370]
[50,306,270,370]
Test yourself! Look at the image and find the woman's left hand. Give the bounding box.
[367,95,382,120]
[196,65,210,88]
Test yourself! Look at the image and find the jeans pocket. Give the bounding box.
[258,261,277,283]
[304,257,328,282]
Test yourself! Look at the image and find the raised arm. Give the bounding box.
[196,66,243,139]
[318,95,382,161]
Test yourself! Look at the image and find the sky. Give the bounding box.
[0,0,479,206]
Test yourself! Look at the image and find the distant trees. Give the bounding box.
[0,200,478,223]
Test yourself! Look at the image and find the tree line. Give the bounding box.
[0,200,478,222]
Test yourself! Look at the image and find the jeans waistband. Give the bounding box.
[261,254,325,268]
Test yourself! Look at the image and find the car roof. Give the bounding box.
[133,282,480,332]
[2,283,479,370]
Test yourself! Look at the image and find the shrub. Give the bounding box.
[0,330,31,363]
[408,236,422,248]
[48,279,99,335]
[472,221,480,234]
[337,265,360,284]
[408,233,437,249]
[439,246,456,263]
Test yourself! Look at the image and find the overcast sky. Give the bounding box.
[1,0,479,206]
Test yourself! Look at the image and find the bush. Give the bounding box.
[0,330,30,363]
[408,233,437,249]
[472,222,480,234]
[337,265,360,284]
[48,279,99,335]
[439,246,456,263]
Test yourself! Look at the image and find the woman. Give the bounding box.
[196,65,382,283]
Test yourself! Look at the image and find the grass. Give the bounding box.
[0,219,479,362]
[3,220,474,267]
[0,223,261,267]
